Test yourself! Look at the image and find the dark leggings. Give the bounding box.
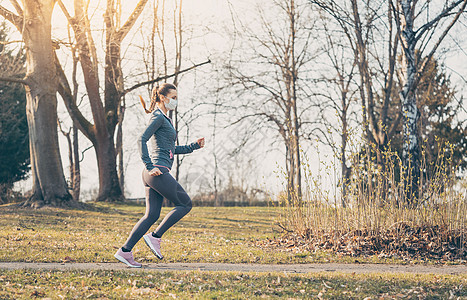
[122,167,192,250]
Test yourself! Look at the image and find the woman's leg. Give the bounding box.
[121,175,163,251]
[142,169,192,238]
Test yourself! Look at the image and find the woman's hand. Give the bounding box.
[149,167,162,176]
[196,137,205,148]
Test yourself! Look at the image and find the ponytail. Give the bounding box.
[139,88,160,114]
[139,95,151,114]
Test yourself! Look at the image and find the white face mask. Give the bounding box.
[164,97,178,110]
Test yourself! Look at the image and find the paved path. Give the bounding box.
[0,262,465,275]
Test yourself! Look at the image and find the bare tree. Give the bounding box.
[313,0,467,204]
[225,0,320,202]
[313,15,359,207]
[391,0,467,202]
[58,118,80,201]
[171,0,184,182]
[56,33,81,202]
[56,0,149,201]
[0,0,74,208]
[212,86,222,206]
[312,0,410,207]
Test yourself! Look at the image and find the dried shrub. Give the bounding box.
[275,140,466,261]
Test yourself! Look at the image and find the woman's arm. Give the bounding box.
[174,137,205,155]
[138,114,164,170]
[174,141,201,154]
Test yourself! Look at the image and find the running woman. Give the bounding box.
[114,83,205,268]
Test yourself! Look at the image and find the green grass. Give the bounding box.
[0,269,465,299]
[0,202,461,265]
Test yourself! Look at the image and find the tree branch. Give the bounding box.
[57,0,73,23]
[55,56,96,144]
[116,0,149,42]
[79,145,94,163]
[418,0,467,79]
[0,76,27,85]
[414,0,465,42]
[0,5,23,30]
[229,112,288,142]
[122,59,211,95]
[9,0,22,15]
[0,40,23,45]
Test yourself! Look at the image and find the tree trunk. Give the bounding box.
[290,127,302,201]
[72,125,81,201]
[341,111,350,208]
[95,136,123,202]
[116,99,125,196]
[58,120,75,199]
[399,0,420,204]
[21,0,73,208]
[285,139,297,203]
[288,0,302,203]
[101,25,125,201]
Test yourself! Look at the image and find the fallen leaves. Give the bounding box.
[256,224,467,261]
[62,256,75,263]
[30,289,45,297]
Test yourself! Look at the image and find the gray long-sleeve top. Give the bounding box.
[138,107,200,171]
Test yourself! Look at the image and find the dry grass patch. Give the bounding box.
[0,269,465,299]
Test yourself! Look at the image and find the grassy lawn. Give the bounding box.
[0,202,332,264]
[0,202,462,265]
[0,269,465,299]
